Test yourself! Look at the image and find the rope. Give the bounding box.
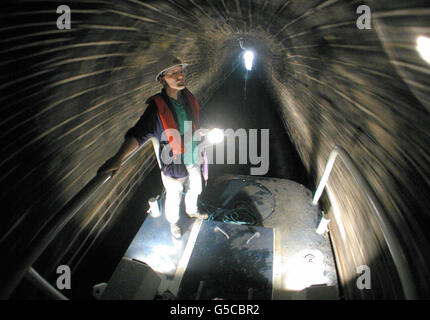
[199,198,259,226]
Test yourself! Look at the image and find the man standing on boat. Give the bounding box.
[99,55,208,239]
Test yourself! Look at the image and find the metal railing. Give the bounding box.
[312,145,417,299]
[25,268,68,300]
[0,138,161,300]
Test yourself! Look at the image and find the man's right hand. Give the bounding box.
[97,137,139,178]
[97,156,123,178]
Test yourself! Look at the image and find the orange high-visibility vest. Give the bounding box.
[150,88,199,155]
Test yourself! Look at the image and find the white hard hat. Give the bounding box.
[155,55,189,81]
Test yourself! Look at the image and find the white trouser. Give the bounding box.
[161,164,203,224]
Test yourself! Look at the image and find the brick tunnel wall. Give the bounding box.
[1,0,430,299]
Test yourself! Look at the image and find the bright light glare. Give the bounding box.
[142,244,182,274]
[207,128,224,144]
[284,249,327,291]
[244,50,254,71]
[417,36,430,64]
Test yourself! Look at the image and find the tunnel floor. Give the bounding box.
[100,174,338,300]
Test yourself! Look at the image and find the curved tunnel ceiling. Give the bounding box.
[2,1,430,299]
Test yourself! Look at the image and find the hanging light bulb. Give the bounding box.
[244,50,254,71]
[417,36,430,64]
